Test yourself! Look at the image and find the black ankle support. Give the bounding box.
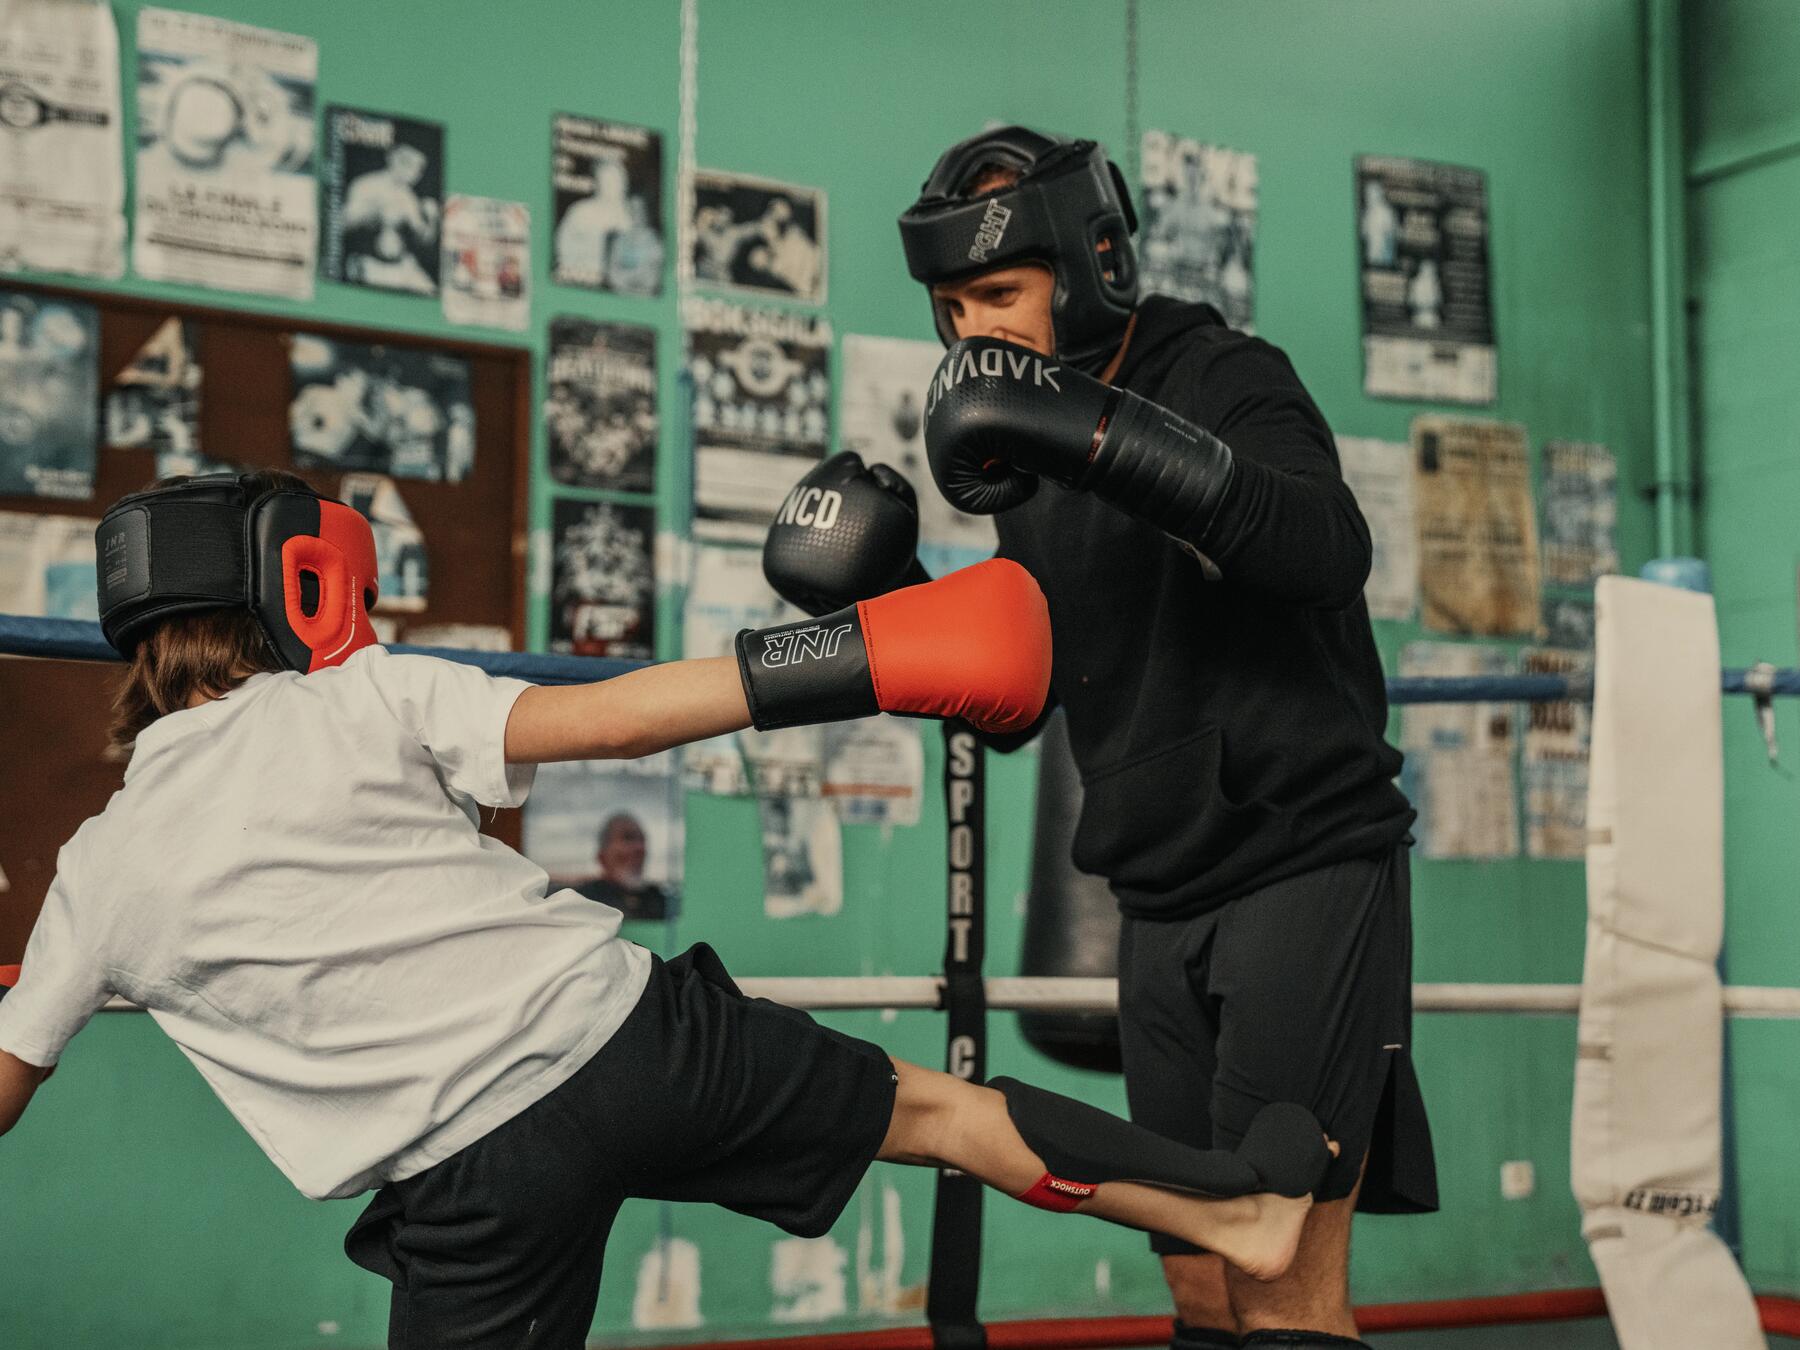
[1172,1321,1241,1350]
[1239,1332,1371,1348]
[992,1077,1331,1201]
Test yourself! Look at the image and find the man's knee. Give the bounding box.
[1161,1252,1235,1334]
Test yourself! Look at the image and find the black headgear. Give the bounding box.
[96,473,380,674]
[899,126,1138,373]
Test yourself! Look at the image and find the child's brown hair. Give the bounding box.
[108,470,311,750]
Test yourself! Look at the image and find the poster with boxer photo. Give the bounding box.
[1521,646,1590,860]
[0,290,98,498]
[1139,130,1257,331]
[1412,416,1541,637]
[548,497,656,660]
[1399,641,1518,860]
[133,7,316,299]
[289,333,475,481]
[546,318,658,493]
[685,170,826,305]
[105,317,202,462]
[523,752,683,922]
[1355,155,1495,404]
[441,194,530,331]
[0,0,125,278]
[685,296,831,543]
[759,792,842,920]
[321,106,443,296]
[841,333,995,576]
[551,115,664,296]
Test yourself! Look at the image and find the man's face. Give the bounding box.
[598,818,648,883]
[931,264,1055,355]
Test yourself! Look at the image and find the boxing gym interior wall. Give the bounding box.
[12,0,1781,1346]
[1685,0,1800,1301]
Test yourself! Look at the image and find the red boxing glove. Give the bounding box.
[736,558,1050,734]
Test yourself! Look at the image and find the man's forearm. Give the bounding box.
[0,1051,50,1136]
[504,656,751,765]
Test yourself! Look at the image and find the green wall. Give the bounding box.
[2,2,1666,1346]
[1685,0,1800,1299]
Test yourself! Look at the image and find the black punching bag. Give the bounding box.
[1018,708,1122,1072]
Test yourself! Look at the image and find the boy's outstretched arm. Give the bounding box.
[505,559,1051,766]
[505,656,750,764]
[0,1048,52,1136]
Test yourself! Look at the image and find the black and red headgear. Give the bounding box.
[96,473,380,673]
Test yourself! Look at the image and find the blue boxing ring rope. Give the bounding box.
[8,613,1800,703]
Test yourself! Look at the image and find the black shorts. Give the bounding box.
[1117,845,1437,1255]
[343,943,897,1349]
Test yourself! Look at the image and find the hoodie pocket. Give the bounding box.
[1070,726,1266,892]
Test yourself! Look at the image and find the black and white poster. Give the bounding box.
[105,316,202,463]
[0,290,98,498]
[546,318,657,493]
[341,472,428,613]
[0,0,125,278]
[133,7,317,299]
[549,497,656,659]
[1139,130,1257,330]
[685,296,831,543]
[288,333,475,481]
[551,114,663,297]
[321,106,443,296]
[1540,440,1618,588]
[686,170,826,305]
[1356,155,1496,404]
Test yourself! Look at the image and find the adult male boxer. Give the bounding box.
[764,128,1436,1350]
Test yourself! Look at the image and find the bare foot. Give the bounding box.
[1207,1190,1315,1282]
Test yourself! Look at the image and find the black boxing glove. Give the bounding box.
[763,452,931,618]
[923,336,1237,551]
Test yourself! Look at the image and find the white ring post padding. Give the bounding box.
[91,980,1800,1015]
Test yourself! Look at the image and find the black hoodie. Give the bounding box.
[995,296,1414,919]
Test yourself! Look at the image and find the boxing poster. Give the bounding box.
[0,0,124,278]
[1138,130,1257,330]
[685,170,826,305]
[1336,435,1417,621]
[441,194,529,331]
[1412,416,1542,637]
[0,510,96,618]
[0,289,98,498]
[523,752,683,922]
[546,317,658,493]
[841,333,996,576]
[1545,594,1596,651]
[320,106,443,296]
[551,115,664,296]
[1521,646,1590,860]
[289,334,475,481]
[105,317,201,464]
[1356,155,1495,404]
[759,792,843,920]
[1540,441,1618,588]
[548,496,656,660]
[133,8,316,300]
[822,718,923,828]
[340,473,427,613]
[684,296,831,543]
[1399,641,1519,860]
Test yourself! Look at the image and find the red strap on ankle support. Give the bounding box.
[1016,1172,1096,1212]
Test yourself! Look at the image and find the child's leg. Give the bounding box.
[879,1060,1333,1283]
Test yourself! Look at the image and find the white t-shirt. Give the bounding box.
[0,647,651,1200]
